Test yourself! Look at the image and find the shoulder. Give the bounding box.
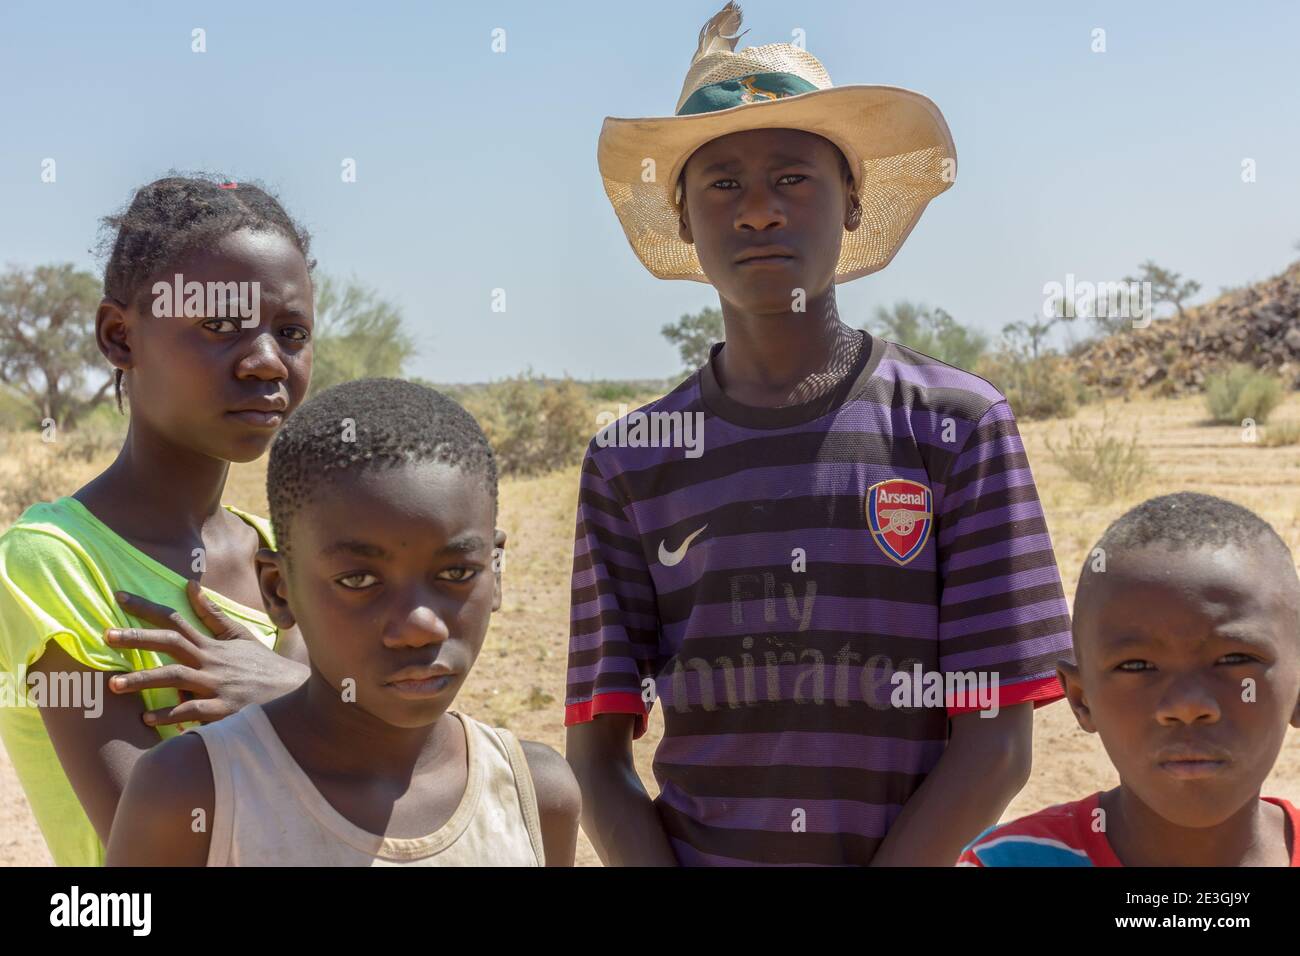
[869,338,1009,425]
[519,739,581,821]
[959,795,1097,867]
[0,498,98,565]
[585,375,703,473]
[107,729,216,865]
[133,729,216,805]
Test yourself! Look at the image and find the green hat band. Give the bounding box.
[676,72,820,116]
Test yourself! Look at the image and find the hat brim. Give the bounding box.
[597,84,956,283]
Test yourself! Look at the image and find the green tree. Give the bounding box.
[1123,260,1201,321]
[661,306,724,372]
[308,275,417,396]
[868,300,987,370]
[0,263,107,428]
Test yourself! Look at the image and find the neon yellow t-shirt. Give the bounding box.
[0,496,279,867]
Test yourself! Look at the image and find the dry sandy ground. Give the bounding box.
[3,393,1299,866]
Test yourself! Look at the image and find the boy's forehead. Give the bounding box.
[290,461,496,543]
[1075,541,1299,643]
[687,127,837,168]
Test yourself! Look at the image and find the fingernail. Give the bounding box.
[114,591,127,602]
[142,713,154,725]
[110,676,124,690]
[105,630,117,643]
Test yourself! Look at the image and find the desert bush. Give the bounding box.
[461,373,591,477]
[588,380,643,403]
[1204,364,1284,425]
[1260,421,1300,447]
[977,351,1081,420]
[1045,408,1150,501]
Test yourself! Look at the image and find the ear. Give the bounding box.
[491,528,507,612]
[843,183,862,233]
[1291,680,1300,730]
[255,547,297,631]
[1057,659,1096,733]
[96,297,133,372]
[677,200,694,245]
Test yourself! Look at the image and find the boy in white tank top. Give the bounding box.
[105,379,581,866]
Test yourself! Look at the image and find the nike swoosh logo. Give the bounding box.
[658,524,708,567]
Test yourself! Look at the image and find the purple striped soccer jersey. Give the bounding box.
[565,330,1073,865]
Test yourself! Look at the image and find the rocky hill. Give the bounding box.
[1069,260,1300,395]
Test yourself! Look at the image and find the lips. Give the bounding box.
[226,395,289,428]
[383,664,459,699]
[1156,743,1232,779]
[735,245,797,266]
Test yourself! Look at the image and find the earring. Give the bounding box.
[847,204,862,228]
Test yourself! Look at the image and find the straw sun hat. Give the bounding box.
[597,2,957,283]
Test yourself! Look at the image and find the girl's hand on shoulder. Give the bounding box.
[104,579,309,726]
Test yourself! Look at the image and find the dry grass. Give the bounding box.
[4,392,1300,866]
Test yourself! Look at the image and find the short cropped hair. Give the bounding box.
[266,377,497,556]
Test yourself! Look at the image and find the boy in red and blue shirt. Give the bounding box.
[961,492,1300,867]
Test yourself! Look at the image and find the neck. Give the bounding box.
[1102,785,1284,866]
[283,671,456,782]
[714,286,861,407]
[83,420,232,539]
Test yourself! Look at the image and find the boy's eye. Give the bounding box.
[202,318,241,333]
[281,325,311,342]
[1217,652,1257,665]
[709,174,807,190]
[438,567,479,583]
[337,572,379,590]
[1116,659,1154,672]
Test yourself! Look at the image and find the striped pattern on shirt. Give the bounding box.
[565,331,1072,865]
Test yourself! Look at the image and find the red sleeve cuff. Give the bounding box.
[564,692,650,740]
[946,673,1066,717]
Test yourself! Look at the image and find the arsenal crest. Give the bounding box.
[866,478,933,566]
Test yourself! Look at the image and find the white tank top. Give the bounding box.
[192,706,545,866]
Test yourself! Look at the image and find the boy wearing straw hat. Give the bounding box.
[564,3,1073,865]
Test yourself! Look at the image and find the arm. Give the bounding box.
[566,714,677,866]
[869,703,1032,866]
[521,740,581,866]
[30,641,158,845]
[105,731,215,866]
[564,448,675,865]
[870,399,1072,865]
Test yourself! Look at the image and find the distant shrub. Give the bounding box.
[1205,365,1283,425]
[461,373,591,477]
[1045,408,1150,501]
[977,351,1081,420]
[1260,420,1300,447]
[588,380,642,403]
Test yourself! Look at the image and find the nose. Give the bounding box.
[733,180,786,233]
[235,331,289,381]
[1155,672,1222,726]
[382,599,451,650]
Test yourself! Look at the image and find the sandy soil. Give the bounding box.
[3,393,1298,866]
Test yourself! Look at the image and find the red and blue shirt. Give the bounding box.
[959,792,1300,866]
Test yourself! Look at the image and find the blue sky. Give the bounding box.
[1,0,1296,383]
